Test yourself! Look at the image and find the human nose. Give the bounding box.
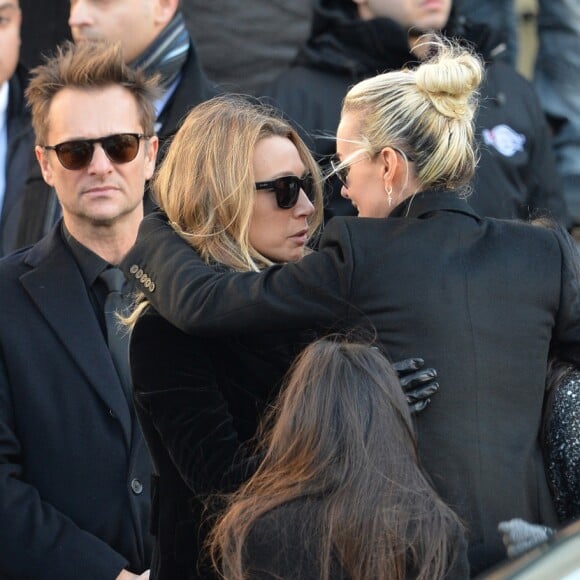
[87,143,114,175]
[295,188,315,216]
[69,0,92,30]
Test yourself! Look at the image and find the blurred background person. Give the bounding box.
[19,0,70,68]
[183,0,314,95]
[462,0,580,234]
[535,0,580,234]
[0,0,34,257]
[458,0,518,66]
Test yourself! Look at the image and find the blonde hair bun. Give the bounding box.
[415,39,484,122]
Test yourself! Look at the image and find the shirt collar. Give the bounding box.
[61,222,109,287]
[0,82,9,123]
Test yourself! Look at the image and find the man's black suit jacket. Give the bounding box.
[0,223,152,578]
[123,190,580,575]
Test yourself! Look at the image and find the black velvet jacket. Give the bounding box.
[130,307,312,579]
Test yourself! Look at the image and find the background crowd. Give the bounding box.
[0,1,579,579]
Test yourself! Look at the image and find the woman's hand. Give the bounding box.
[392,358,439,414]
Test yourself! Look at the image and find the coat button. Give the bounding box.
[131,478,144,495]
[129,265,139,274]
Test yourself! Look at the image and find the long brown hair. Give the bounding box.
[209,336,464,579]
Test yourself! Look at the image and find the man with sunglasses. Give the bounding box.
[13,0,217,252]
[0,41,157,579]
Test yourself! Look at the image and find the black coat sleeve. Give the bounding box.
[121,212,354,336]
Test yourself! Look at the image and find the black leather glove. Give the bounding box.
[392,358,439,414]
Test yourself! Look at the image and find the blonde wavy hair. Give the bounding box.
[336,36,483,194]
[152,94,324,272]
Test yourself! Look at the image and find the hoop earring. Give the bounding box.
[385,185,393,207]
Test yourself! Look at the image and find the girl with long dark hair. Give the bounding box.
[210,337,467,579]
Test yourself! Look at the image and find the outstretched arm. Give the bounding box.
[121,212,353,336]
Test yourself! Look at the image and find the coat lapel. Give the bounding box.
[20,226,132,447]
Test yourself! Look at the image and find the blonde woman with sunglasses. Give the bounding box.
[123,38,580,576]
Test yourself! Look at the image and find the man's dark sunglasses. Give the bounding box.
[43,133,148,170]
[255,174,315,209]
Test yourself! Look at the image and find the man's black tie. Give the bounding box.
[99,267,132,398]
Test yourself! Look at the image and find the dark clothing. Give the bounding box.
[62,222,110,336]
[13,36,218,248]
[545,368,580,524]
[19,0,71,69]
[0,222,152,579]
[0,64,35,257]
[244,497,469,579]
[122,195,580,574]
[11,160,59,251]
[183,0,313,95]
[264,2,569,225]
[130,307,310,579]
[154,34,218,148]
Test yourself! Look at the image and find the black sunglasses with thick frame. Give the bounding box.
[43,133,149,171]
[255,174,315,209]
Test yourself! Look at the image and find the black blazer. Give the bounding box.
[0,223,152,578]
[123,190,580,575]
[130,307,309,579]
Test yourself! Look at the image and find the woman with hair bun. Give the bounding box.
[123,38,580,575]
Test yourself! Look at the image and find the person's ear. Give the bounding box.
[143,136,159,181]
[35,146,56,187]
[154,0,179,27]
[380,146,399,189]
